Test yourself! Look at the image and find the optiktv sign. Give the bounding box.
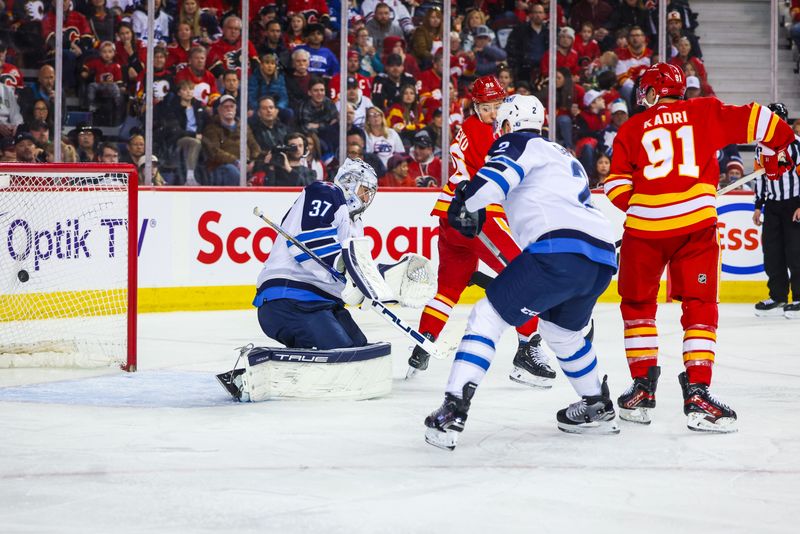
[2,216,128,272]
[717,202,763,276]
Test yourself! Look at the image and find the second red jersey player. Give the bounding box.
[606,62,794,432]
[407,76,554,387]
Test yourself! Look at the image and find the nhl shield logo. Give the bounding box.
[698,273,707,284]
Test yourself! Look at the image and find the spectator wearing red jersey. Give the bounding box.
[541,0,568,28]
[174,46,219,106]
[615,26,652,103]
[82,41,125,114]
[167,23,195,71]
[0,42,24,91]
[407,130,441,187]
[42,0,96,92]
[419,50,457,106]
[574,89,610,175]
[379,153,415,187]
[386,83,424,147]
[329,51,373,102]
[535,66,584,149]
[286,0,330,25]
[382,36,421,79]
[284,13,307,50]
[207,16,260,79]
[115,22,144,90]
[541,26,580,78]
[573,22,601,63]
[682,60,714,97]
[135,46,173,106]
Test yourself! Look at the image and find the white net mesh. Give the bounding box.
[0,168,133,369]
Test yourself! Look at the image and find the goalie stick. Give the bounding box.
[253,207,447,360]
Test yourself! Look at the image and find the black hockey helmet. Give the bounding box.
[768,102,789,122]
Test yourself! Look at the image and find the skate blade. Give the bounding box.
[755,308,786,317]
[405,366,420,380]
[508,367,554,389]
[424,427,458,450]
[558,419,620,435]
[785,311,799,320]
[619,407,652,425]
[686,413,738,433]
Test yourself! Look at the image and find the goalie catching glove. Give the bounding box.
[447,180,485,238]
[337,237,437,308]
[759,144,795,180]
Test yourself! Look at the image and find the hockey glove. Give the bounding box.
[447,181,485,238]
[759,144,794,180]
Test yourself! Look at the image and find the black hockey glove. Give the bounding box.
[447,181,485,238]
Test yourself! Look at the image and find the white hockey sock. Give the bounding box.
[446,298,510,396]
[538,319,601,397]
[517,332,531,343]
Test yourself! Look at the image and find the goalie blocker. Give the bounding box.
[217,342,392,401]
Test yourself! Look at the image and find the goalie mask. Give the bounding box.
[334,158,378,218]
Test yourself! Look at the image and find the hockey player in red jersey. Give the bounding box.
[606,62,794,433]
[407,75,553,386]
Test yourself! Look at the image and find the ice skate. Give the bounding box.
[679,372,738,433]
[509,334,556,388]
[784,302,800,319]
[424,382,477,450]
[618,365,661,424]
[755,298,786,317]
[406,332,436,379]
[557,376,620,435]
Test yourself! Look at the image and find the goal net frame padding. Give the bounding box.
[0,163,138,371]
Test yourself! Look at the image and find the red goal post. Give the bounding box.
[0,163,138,371]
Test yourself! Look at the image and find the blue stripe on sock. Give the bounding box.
[562,357,597,378]
[557,340,592,362]
[462,334,495,349]
[454,351,491,371]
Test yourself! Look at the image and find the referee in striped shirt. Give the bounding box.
[753,103,800,319]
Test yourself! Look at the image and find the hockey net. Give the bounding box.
[0,163,138,371]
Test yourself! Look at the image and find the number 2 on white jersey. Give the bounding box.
[641,125,700,180]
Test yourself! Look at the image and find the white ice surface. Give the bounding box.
[1,303,798,534]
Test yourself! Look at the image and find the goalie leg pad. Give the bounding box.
[237,342,393,401]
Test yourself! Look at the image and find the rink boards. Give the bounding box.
[128,187,766,312]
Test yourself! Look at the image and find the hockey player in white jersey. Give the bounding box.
[253,158,379,349]
[424,95,620,450]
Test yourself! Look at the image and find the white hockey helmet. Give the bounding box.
[495,94,545,133]
[334,158,378,217]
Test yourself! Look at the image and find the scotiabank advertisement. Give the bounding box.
[136,189,765,292]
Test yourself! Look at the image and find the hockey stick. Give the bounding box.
[477,232,510,266]
[253,207,447,360]
[717,168,764,196]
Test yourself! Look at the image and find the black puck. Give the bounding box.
[18,270,29,283]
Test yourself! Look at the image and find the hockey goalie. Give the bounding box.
[217,158,437,402]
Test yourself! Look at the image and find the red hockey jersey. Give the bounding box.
[431,114,503,218]
[605,97,794,237]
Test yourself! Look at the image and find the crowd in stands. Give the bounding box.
[0,0,741,188]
